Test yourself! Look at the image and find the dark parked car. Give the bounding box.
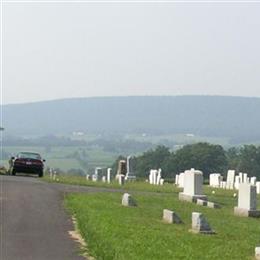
[9,152,46,177]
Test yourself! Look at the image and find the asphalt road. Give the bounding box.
[0,175,97,260]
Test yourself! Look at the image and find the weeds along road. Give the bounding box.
[0,175,107,260]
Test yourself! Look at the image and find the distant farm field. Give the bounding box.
[2,146,117,172]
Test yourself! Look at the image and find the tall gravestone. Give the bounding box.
[116,160,127,179]
[107,168,112,184]
[125,156,136,181]
[209,173,222,188]
[149,169,158,185]
[178,172,185,188]
[175,174,179,185]
[94,167,102,181]
[179,169,207,203]
[234,183,260,217]
[226,170,235,189]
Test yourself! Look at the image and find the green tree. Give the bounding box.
[238,145,260,177]
[172,143,227,179]
[135,146,170,178]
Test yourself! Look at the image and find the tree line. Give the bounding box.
[111,143,260,180]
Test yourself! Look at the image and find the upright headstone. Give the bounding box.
[239,172,243,182]
[92,174,98,182]
[107,168,112,184]
[163,209,182,224]
[190,212,215,234]
[175,174,179,185]
[118,174,125,186]
[178,172,185,188]
[234,183,260,217]
[251,177,257,185]
[94,167,102,181]
[86,174,90,180]
[179,169,207,203]
[156,169,162,185]
[256,182,260,194]
[116,160,127,179]
[234,175,240,190]
[255,247,260,260]
[122,193,137,207]
[243,173,248,183]
[226,170,235,189]
[125,156,136,181]
[102,176,106,182]
[209,173,222,188]
[149,169,158,185]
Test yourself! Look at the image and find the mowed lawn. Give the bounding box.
[65,187,260,260]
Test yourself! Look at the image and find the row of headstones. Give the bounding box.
[122,192,260,258]
[49,169,59,181]
[86,168,133,186]
[209,170,260,193]
[176,168,260,218]
[87,168,125,185]
[122,193,214,234]
[148,169,164,185]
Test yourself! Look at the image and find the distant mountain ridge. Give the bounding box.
[3,96,260,143]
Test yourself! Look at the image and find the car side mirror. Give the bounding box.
[43,159,46,162]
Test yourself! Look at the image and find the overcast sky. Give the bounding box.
[2,2,260,104]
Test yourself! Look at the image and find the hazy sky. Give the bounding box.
[2,2,260,104]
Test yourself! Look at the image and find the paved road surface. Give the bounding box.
[0,175,103,260]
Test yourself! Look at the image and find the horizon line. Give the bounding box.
[3,94,260,106]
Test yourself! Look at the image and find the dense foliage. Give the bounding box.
[112,143,260,180]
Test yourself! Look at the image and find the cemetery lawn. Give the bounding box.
[65,189,260,260]
[44,175,178,193]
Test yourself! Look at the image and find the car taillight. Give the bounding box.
[15,159,27,164]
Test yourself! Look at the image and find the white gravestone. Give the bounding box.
[209,173,222,188]
[149,169,159,185]
[243,173,248,183]
[92,174,98,182]
[175,174,179,185]
[190,212,215,234]
[234,176,240,190]
[156,169,162,185]
[163,209,182,224]
[256,182,260,194]
[122,193,137,207]
[160,179,164,185]
[178,172,185,188]
[102,176,106,182]
[94,167,102,181]
[226,170,235,189]
[118,174,125,186]
[255,247,260,260]
[107,168,112,184]
[220,181,227,189]
[179,169,207,203]
[234,183,260,217]
[239,172,243,182]
[251,177,257,185]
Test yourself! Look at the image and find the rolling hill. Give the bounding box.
[3,96,260,144]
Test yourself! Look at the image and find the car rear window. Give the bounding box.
[17,153,42,160]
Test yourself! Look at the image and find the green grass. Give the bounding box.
[44,175,179,193]
[65,188,260,260]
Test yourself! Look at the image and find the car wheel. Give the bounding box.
[12,169,16,176]
[38,171,43,178]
